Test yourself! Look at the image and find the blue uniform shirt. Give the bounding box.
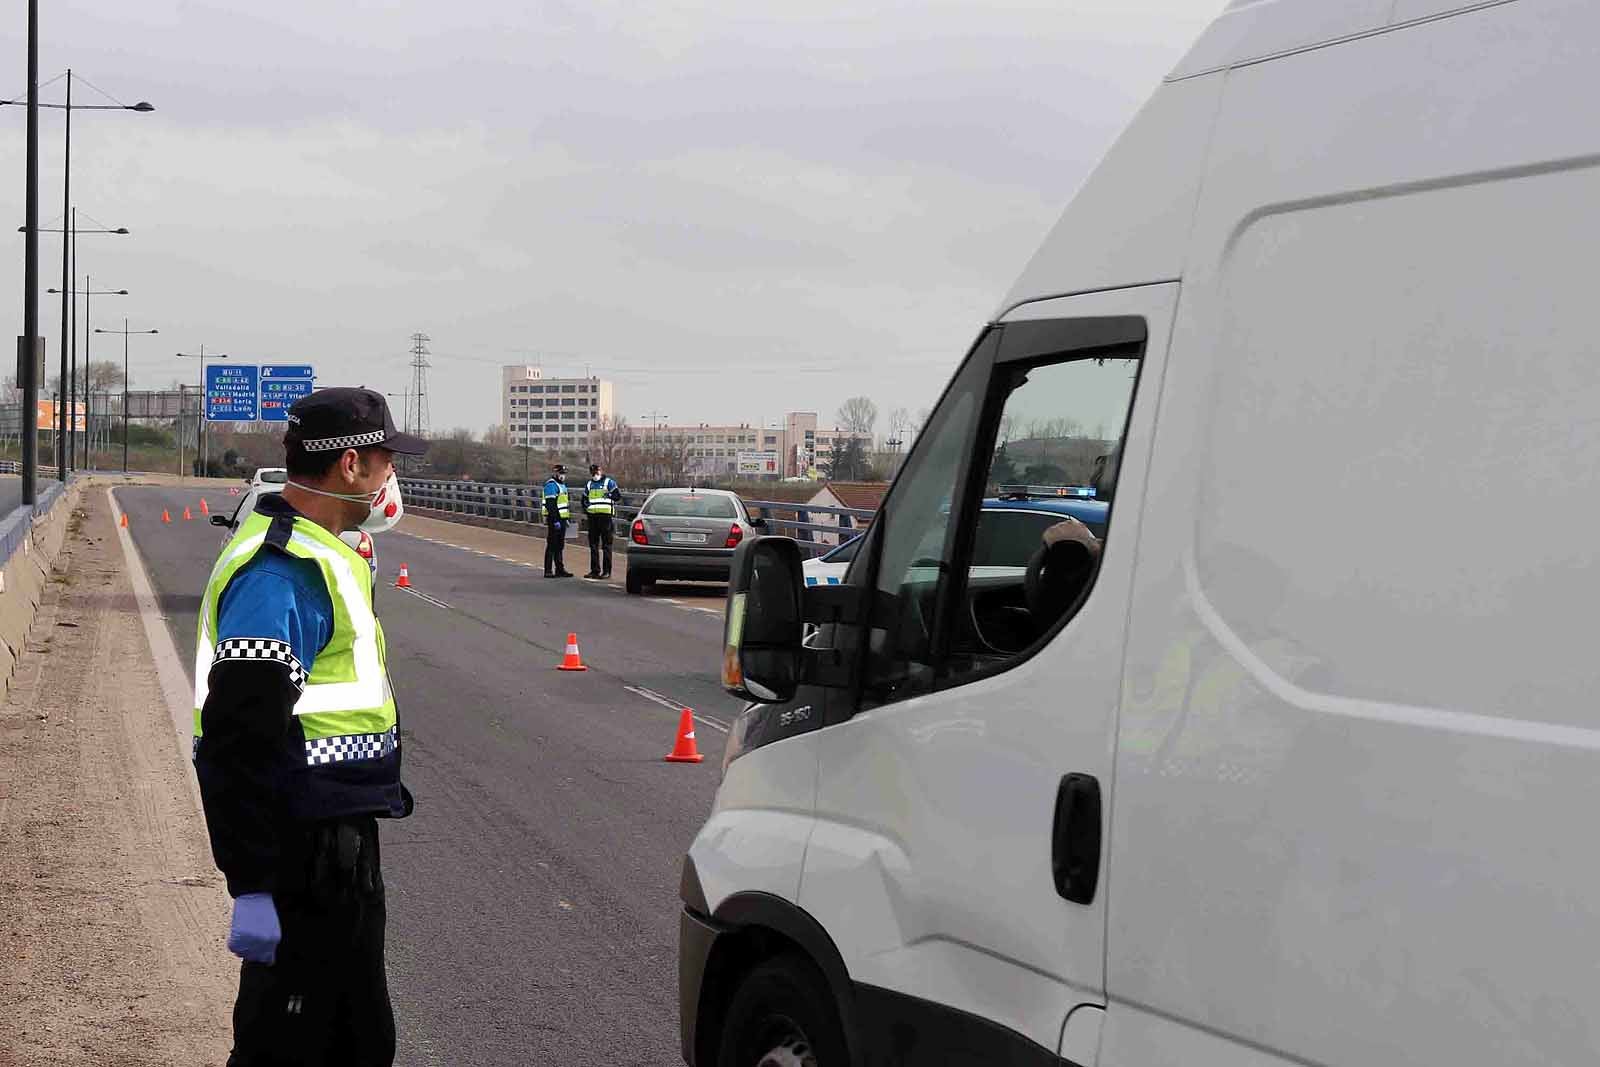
[216,549,335,675]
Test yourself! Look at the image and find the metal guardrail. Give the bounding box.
[397,479,875,557]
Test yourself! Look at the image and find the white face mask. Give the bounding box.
[286,471,405,534]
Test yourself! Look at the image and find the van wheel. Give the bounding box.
[626,569,648,595]
[717,954,847,1067]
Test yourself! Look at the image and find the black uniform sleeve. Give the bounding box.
[194,659,300,896]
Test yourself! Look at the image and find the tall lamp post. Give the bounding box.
[19,221,127,473]
[176,349,228,478]
[3,73,151,484]
[94,321,156,472]
[48,279,126,471]
[15,6,38,504]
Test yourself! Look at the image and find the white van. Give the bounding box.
[681,2,1600,1065]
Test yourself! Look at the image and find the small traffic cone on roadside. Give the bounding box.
[199,499,209,515]
[161,509,171,524]
[119,513,128,528]
[557,632,588,672]
[395,565,412,589]
[182,506,193,521]
[664,708,705,763]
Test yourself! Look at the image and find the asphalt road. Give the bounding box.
[111,484,741,1065]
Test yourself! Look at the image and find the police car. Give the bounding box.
[801,494,1107,588]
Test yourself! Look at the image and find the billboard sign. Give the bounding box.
[736,450,780,476]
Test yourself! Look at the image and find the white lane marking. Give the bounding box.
[398,586,453,610]
[110,488,204,816]
[623,685,730,734]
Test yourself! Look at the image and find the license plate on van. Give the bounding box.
[667,532,708,545]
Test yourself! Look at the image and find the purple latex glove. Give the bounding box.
[228,892,281,965]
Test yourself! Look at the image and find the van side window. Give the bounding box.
[858,334,1139,711]
[855,332,994,707]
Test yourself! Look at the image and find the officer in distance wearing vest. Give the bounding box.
[581,461,622,579]
[193,387,425,1066]
[543,462,574,578]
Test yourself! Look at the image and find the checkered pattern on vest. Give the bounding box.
[304,725,399,766]
[213,638,306,693]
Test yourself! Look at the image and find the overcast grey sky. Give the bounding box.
[0,0,1219,436]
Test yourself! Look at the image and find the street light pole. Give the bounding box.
[4,75,150,493]
[57,75,69,480]
[176,349,228,477]
[20,0,38,503]
[95,321,156,473]
[49,279,126,472]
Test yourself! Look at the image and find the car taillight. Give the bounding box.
[725,523,743,549]
[632,519,648,545]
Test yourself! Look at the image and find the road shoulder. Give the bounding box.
[0,486,232,1064]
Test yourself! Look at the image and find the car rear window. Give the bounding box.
[257,470,288,484]
[644,494,737,519]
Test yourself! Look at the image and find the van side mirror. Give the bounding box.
[722,536,804,703]
[209,514,231,528]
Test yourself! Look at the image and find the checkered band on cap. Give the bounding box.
[213,638,306,693]
[304,725,399,766]
[299,429,387,452]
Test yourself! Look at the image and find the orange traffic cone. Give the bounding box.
[395,565,412,589]
[161,509,171,524]
[200,499,209,515]
[664,708,705,763]
[557,632,588,672]
[182,506,193,521]
[119,512,128,528]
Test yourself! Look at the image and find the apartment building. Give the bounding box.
[630,411,868,478]
[501,366,615,452]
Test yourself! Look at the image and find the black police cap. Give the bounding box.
[284,387,428,456]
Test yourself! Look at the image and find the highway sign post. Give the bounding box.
[259,364,315,421]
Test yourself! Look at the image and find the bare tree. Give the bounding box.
[887,407,913,448]
[837,396,879,440]
[592,413,633,473]
[483,424,511,447]
[86,360,124,392]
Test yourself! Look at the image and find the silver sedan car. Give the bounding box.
[624,488,767,594]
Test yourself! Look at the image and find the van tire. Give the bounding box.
[716,953,848,1067]
[626,569,648,595]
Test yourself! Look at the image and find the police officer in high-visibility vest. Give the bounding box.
[582,462,622,579]
[193,388,426,1066]
[543,463,574,578]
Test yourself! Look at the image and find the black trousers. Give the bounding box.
[588,515,614,575]
[228,817,394,1067]
[544,520,567,574]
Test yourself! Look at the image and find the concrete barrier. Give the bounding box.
[0,478,84,694]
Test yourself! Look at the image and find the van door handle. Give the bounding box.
[1052,773,1102,905]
